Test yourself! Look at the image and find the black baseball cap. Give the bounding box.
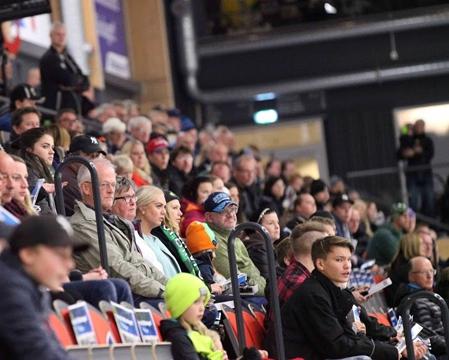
[332,193,354,208]
[68,135,106,155]
[10,84,44,104]
[9,215,89,253]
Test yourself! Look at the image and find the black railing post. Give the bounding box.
[227,222,285,360]
[397,291,449,360]
[54,156,109,273]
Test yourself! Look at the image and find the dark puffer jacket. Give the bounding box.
[395,283,446,355]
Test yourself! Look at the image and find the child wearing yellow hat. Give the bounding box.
[160,272,227,360]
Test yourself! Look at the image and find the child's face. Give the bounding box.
[182,296,206,326]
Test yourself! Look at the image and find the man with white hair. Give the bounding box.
[70,158,167,303]
[128,116,152,144]
[40,22,89,113]
[102,117,126,154]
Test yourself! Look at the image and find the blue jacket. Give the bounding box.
[0,250,71,359]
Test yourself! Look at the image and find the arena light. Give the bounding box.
[253,109,278,125]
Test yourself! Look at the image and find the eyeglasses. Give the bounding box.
[412,269,436,276]
[114,194,137,204]
[222,206,238,217]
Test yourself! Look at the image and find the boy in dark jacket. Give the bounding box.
[0,215,88,359]
[281,236,427,360]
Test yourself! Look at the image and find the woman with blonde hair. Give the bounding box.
[152,190,202,278]
[4,155,37,218]
[120,139,152,187]
[112,154,134,179]
[136,185,181,278]
[387,232,425,306]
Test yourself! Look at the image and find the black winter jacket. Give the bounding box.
[281,270,398,360]
[0,251,70,359]
[395,283,446,355]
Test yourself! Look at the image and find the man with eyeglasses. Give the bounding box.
[204,191,266,296]
[71,157,167,301]
[394,256,446,356]
[61,134,106,216]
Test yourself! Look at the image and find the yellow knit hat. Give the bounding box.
[164,273,211,319]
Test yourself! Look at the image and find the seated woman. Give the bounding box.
[259,176,286,217]
[136,185,181,278]
[243,208,281,279]
[18,127,56,214]
[120,139,152,187]
[387,231,430,307]
[4,156,37,219]
[180,176,213,237]
[152,190,202,278]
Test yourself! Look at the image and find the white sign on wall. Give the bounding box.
[5,14,51,49]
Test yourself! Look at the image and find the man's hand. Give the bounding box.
[82,266,108,281]
[401,341,428,359]
[211,283,223,295]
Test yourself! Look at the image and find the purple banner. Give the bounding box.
[94,0,130,79]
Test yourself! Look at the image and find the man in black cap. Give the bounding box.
[0,215,85,359]
[332,193,354,239]
[61,134,106,216]
[310,179,330,211]
[0,83,44,134]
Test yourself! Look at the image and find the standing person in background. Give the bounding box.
[398,119,435,217]
[40,22,89,113]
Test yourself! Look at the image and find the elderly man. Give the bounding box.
[128,116,152,145]
[205,191,266,296]
[70,158,167,302]
[40,22,89,113]
[394,256,446,356]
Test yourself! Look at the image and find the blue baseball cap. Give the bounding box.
[204,192,237,213]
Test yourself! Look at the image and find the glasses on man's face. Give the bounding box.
[114,194,137,204]
[221,206,238,217]
[412,269,436,276]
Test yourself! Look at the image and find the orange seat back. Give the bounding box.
[87,305,117,344]
[241,309,265,348]
[48,312,76,347]
[222,307,255,348]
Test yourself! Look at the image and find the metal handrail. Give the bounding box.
[54,156,109,273]
[227,222,285,359]
[397,291,449,360]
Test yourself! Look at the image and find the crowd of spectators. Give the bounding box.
[0,20,449,360]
